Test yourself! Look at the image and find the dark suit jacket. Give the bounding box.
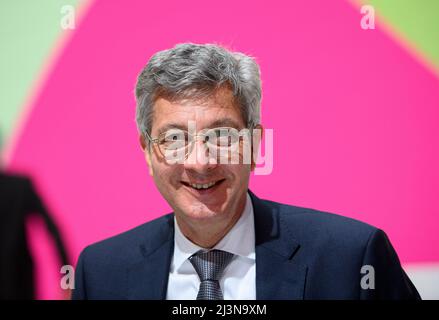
[72,190,420,300]
[0,172,69,299]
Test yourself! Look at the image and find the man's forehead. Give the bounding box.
[156,117,244,133]
[152,96,245,132]
[153,97,240,116]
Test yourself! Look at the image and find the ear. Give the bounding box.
[139,134,154,177]
[250,124,263,172]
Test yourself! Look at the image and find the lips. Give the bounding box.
[181,178,226,195]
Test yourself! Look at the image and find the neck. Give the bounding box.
[176,193,247,249]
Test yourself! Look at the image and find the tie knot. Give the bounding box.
[189,249,235,281]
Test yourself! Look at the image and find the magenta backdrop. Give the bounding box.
[6,0,439,298]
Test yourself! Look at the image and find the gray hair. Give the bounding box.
[135,43,262,136]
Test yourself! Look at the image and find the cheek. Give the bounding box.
[153,163,182,187]
[223,164,251,183]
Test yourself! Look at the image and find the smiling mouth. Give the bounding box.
[181,179,226,191]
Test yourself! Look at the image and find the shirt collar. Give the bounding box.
[172,191,255,273]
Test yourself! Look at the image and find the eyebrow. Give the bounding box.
[156,123,187,134]
[155,118,244,134]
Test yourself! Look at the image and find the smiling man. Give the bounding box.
[72,43,420,300]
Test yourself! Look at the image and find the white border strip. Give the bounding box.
[403,262,439,300]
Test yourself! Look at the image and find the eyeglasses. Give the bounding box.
[143,126,252,163]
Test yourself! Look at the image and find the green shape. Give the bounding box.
[363,0,439,72]
[0,0,79,151]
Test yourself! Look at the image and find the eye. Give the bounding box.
[164,130,186,142]
[216,130,230,145]
[207,128,238,147]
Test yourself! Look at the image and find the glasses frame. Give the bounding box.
[143,126,254,161]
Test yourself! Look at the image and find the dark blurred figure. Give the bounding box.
[0,172,69,299]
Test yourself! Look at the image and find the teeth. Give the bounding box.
[189,181,217,190]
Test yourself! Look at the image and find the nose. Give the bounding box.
[183,139,218,173]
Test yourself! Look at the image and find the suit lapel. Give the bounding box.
[124,190,307,300]
[249,190,308,300]
[125,215,174,300]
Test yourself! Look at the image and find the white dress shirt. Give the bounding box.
[166,192,256,300]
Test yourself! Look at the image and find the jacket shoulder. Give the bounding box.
[261,198,379,249]
[78,213,173,268]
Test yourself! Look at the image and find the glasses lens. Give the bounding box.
[205,127,240,150]
[159,129,188,161]
[156,127,246,163]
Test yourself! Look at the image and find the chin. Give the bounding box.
[186,204,223,219]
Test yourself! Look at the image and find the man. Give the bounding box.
[72,43,420,300]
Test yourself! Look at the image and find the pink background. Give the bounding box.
[6,0,439,298]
